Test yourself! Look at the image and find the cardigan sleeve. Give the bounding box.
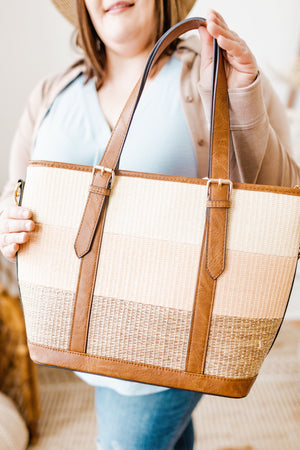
[0,61,85,215]
[0,80,47,215]
[197,72,300,187]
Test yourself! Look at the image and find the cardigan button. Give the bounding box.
[198,139,204,146]
[185,95,193,102]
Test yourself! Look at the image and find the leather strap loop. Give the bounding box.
[206,200,231,208]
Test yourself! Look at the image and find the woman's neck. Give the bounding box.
[104,45,153,89]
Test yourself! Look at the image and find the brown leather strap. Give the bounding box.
[205,43,230,279]
[74,17,230,258]
[186,222,216,373]
[70,197,109,352]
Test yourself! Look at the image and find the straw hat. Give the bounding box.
[51,0,197,28]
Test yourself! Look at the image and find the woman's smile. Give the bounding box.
[104,1,135,14]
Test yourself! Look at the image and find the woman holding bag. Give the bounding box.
[0,1,299,448]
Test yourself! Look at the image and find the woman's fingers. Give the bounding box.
[198,26,213,69]
[0,231,30,247]
[0,218,35,234]
[0,206,35,262]
[200,9,258,89]
[1,243,20,262]
[2,206,32,220]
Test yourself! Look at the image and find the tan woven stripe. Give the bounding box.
[213,250,297,319]
[94,232,200,310]
[227,189,300,257]
[204,315,281,378]
[86,296,192,370]
[18,223,81,292]
[19,282,75,349]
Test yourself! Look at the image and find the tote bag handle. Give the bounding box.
[99,17,229,178]
[75,17,230,266]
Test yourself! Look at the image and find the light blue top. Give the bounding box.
[33,54,197,395]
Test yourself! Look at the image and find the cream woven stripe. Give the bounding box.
[94,232,200,310]
[227,189,300,257]
[22,167,207,244]
[213,250,297,319]
[103,176,206,245]
[22,166,91,229]
[22,167,300,257]
[18,223,81,292]
[87,296,192,370]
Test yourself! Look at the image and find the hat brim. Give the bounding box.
[51,0,197,28]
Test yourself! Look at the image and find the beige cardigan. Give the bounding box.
[1,37,299,213]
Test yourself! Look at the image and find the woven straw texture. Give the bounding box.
[18,165,300,380]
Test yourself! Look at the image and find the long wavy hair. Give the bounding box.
[76,0,180,89]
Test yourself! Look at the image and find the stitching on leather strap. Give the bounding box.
[89,185,111,196]
[206,200,231,208]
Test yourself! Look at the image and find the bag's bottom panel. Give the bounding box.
[27,341,257,398]
[20,280,282,379]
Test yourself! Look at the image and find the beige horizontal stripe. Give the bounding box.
[87,296,192,370]
[227,189,300,257]
[213,250,297,319]
[204,315,281,378]
[19,282,75,350]
[94,232,201,311]
[18,223,80,292]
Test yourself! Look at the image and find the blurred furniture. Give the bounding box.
[0,391,29,450]
[0,281,40,444]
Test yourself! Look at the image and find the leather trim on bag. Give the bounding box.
[27,162,300,197]
[28,341,256,398]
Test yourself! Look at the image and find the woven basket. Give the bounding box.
[16,18,300,398]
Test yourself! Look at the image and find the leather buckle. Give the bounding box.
[92,165,115,188]
[206,178,233,200]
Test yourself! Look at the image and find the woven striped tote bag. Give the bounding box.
[16,18,300,398]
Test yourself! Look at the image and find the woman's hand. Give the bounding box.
[199,10,259,89]
[0,206,35,262]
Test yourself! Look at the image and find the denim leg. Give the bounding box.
[95,386,202,450]
[174,419,194,450]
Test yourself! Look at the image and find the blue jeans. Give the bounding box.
[95,386,202,450]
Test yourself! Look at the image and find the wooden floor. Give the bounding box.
[29,321,300,450]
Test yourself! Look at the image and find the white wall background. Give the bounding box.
[0,0,299,317]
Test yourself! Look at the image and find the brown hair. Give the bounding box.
[76,0,180,89]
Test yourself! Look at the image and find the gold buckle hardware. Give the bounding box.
[206,178,233,200]
[92,165,115,188]
[14,180,23,206]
